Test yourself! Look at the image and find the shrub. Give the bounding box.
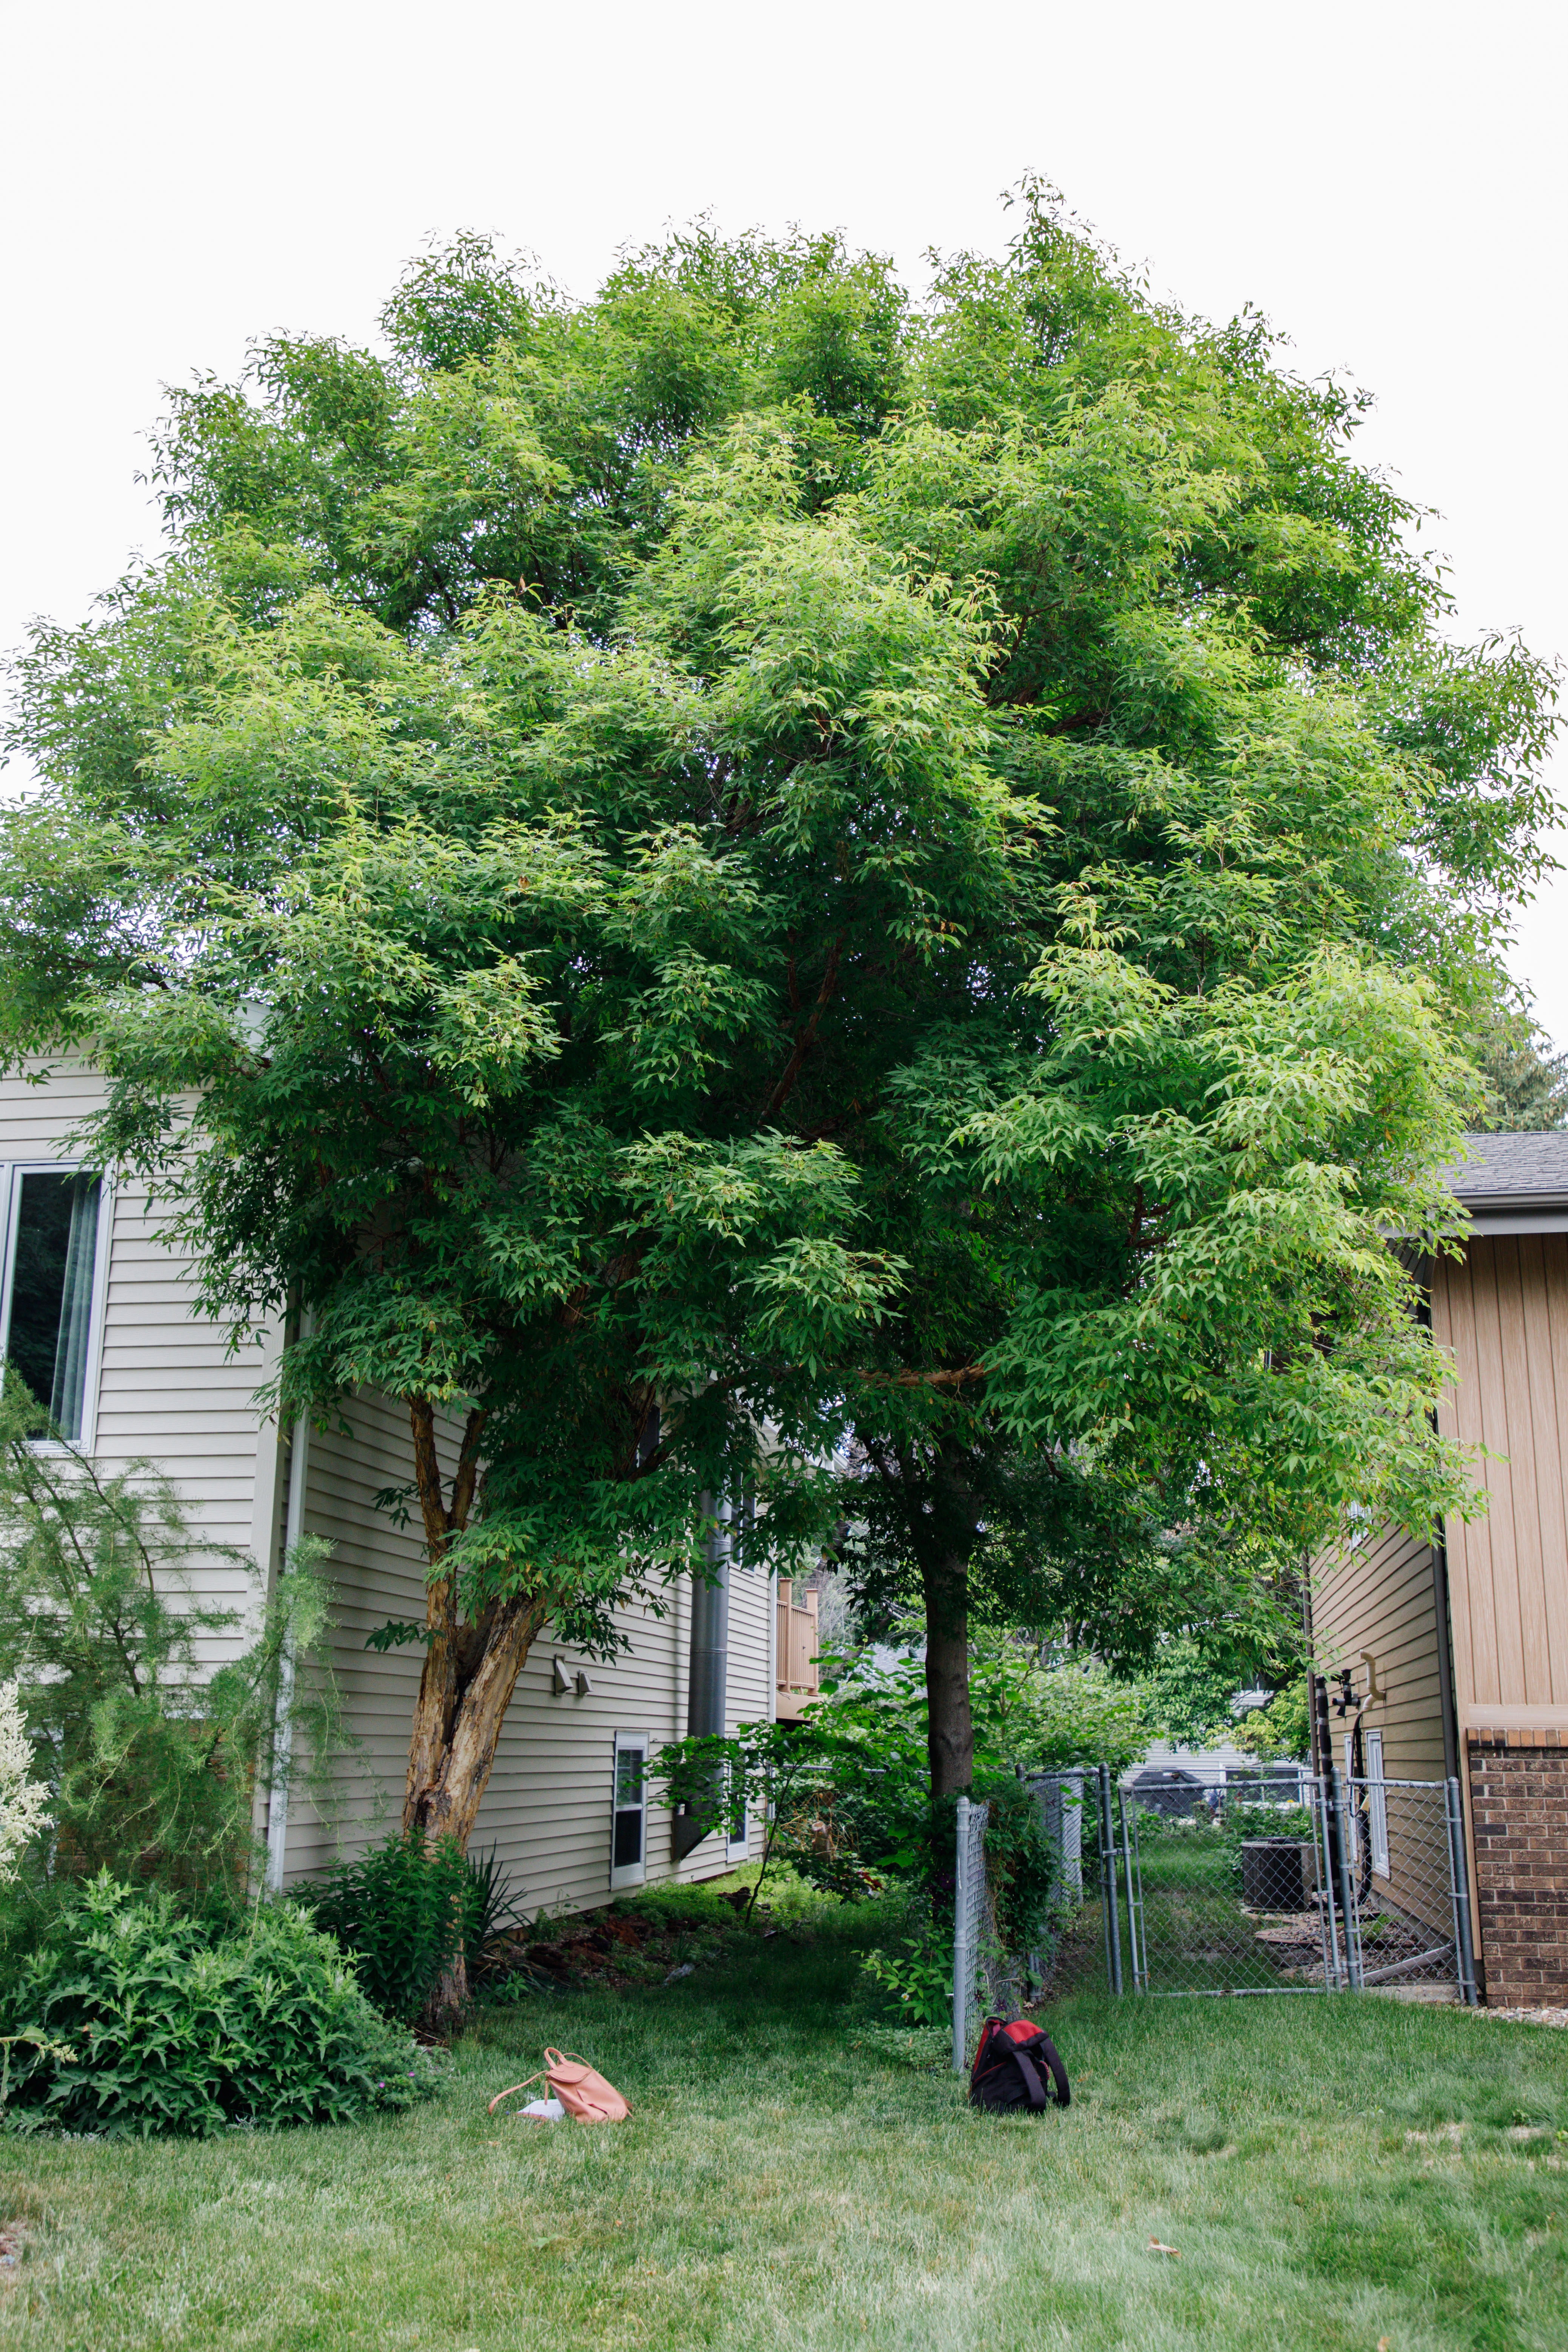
[310,1829,522,2022]
[861,1929,952,2029]
[0,1371,347,1902]
[0,1874,442,2137]
[974,1777,1069,1957]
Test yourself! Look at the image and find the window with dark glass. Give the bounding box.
[4,1172,102,1441]
[613,1745,645,1868]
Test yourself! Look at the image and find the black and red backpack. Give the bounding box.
[969,2017,1070,2113]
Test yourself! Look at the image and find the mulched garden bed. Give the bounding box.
[476,1890,793,1999]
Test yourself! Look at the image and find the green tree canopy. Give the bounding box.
[1465,998,1568,1131]
[1,184,1557,1825]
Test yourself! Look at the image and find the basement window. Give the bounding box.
[0,1167,107,1443]
[610,1732,648,1891]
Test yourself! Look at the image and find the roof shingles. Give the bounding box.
[1451,1132,1568,1204]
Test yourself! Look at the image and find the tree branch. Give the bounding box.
[761,932,845,1121]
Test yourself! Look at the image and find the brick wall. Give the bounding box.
[1467,1731,1568,2005]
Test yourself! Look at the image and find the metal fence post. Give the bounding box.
[952,1795,970,2073]
[1119,1781,1145,1992]
[1310,1773,1339,1991]
[1328,1767,1362,1990]
[1445,1775,1480,2006]
[1098,1763,1124,1996]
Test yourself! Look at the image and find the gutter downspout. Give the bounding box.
[263,1399,311,1897]
[1414,1269,1465,1792]
[1418,1255,1480,1992]
[674,1493,730,1859]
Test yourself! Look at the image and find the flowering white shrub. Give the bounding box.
[0,1680,50,1881]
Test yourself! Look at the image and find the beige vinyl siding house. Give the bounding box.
[0,1063,779,1915]
[1310,1521,1449,1786]
[1312,1135,1568,2005]
[1430,1232,1568,1743]
[0,1063,278,1653]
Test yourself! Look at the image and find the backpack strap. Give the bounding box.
[487,2073,547,2113]
[1007,2043,1049,2109]
[1030,2033,1070,2107]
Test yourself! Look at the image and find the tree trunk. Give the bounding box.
[913,1441,983,1798]
[920,1541,975,1797]
[404,1597,546,1848]
[407,1596,544,2030]
[397,1397,546,2027]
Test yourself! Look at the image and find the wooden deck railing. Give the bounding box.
[775,1578,819,1720]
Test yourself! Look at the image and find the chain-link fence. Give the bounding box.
[952,1765,1478,2067]
[1342,1776,1479,1996]
[1118,1769,1477,2002]
[952,1794,990,2071]
[952,1768,1120,2069]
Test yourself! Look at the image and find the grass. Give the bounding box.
[2,1877,1567,2351]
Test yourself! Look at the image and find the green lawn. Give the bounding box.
[2,1885,1566,2352]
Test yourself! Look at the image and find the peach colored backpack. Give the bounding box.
[489,2047,631,2125]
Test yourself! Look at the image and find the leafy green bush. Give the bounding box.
[0,1875,441,2136]
[0,1371,347,1903]
[974,1778,1070,1957]
[310,1830,521,2021]
[816,1633,1153,1784]
[1223,1802,1316,1847]
[1234,1679,1311,1763]
[861,1928,952,2028]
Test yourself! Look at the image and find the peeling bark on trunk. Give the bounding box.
[397,1397,545,2026]
[405,1596,546,1847]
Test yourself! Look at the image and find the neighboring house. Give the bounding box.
[0,1064,792,1910]
[1313,1132,1568,2005]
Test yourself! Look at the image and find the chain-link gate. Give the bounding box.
[952,1765,1478,2065]
[1115,1770,1478,2002]
[1341,1775,1480,1998]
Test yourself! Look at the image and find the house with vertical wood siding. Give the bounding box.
[1312,1132,1568,2005]
[0,1063,808,1910]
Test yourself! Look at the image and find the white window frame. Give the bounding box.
[1364,1728,1390,1878]
[610,1730,650,1892]
[0,1161,113,1454]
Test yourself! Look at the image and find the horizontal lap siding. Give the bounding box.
[281,1392,433,1883]
[469,1596,687,1910]
[0,1069,276,1662]
[285,1390,768,1912]
[1,1068,770,1911]
[734,1557,774,1858]
[1313,1522,1447,1782]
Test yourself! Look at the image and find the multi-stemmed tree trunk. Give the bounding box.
[400,1399,546,1847]
[399,1399,547,2021]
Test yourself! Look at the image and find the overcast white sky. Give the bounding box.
[3,0,1564,1031]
